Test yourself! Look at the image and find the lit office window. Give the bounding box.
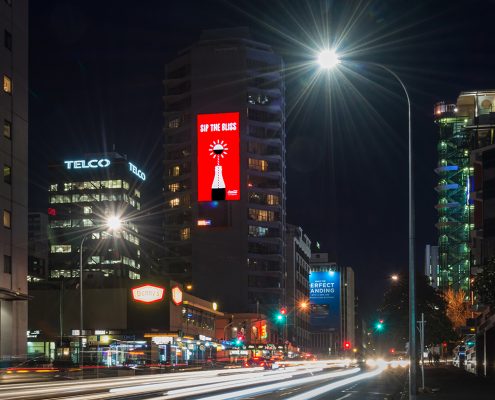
[101,180,122,189]
[50,245,71,253]
[129,271,141,280]
[3,120,11,139]
[50,195,71,204]
[3,210,11,228]
[180,227,190,240]
[134,189,140,198]
[83,206,92,214]
[169,198,180,208]
[3,75,12,94]
[3,164,11,184]
[266,194,279,205]
[123,181,130,190]
[168,183,180,192]
[248,208,274,222]
[248,158,268,172]
[49,184,58,192]
[170,165,180,176]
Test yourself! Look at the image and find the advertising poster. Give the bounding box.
[197,112,240,202]
[309,270,341,330]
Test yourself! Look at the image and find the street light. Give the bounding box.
[391,274,399,282]
[79,215,122,370]
[317,50,416,398]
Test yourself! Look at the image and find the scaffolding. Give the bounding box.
[434,103,472,292]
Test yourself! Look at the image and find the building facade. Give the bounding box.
[163,28,286,316]
[424,244,439,288]
[285,224,310,350]
[28,212,48,282]
[0,0,28,357]
[47,153,145,282]
[309,253,355,356]
[434,101,473,292]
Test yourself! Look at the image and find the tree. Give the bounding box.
[444,288,471,329]
[473,258,495,309]
[378,273,456,352]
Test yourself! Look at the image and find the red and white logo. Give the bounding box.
[171,286,183,305]
[132,285,165,303]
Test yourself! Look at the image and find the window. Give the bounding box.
[3,210,11,228]
[49,220,71,228]
[50,195,71,204]
[4,255,11,274]
[123,181,130,190]
[168,117,181,129]
[170,165,180,176]
[49,184,58,192]
[169,198,180,208]
[50,244,71,253]
[134,189,141,198]
[266,194,279,205]
[248,158,268,172]
[101,180,121,189]
[248,208,274,222]
[4,30,12,51]
[249,225,268,237]
[180,227,190,240]
[129,271,141,280]
[3,120,11,139]
[3,75,12,94]
[3,165,11,184]
[83,206,92,214]
[168,183,180,192]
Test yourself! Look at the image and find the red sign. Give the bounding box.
[132,285,165,303]
[171,286,183,305]
[197,112,240,201]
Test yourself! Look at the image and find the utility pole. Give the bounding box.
[417,313,426,392]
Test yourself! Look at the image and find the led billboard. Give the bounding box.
[309,270,340,330]
[197,112,240,202]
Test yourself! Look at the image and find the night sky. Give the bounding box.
[28,0,495,317]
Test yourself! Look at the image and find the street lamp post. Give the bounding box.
[79,216,122,372]
[318,53,416,397]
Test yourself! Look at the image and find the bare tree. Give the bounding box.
[444,288,470,329]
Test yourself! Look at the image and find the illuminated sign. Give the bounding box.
[197,219,212,226]
[171,286,183,305]
[197,112,240,201]
[129,162,146,181]
[310,270,341,330]
[64,159,111,169]
[261,324,267,339]
[132,285,165,303]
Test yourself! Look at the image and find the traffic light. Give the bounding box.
[343,341,351,350]
[235,334,245,346]
[375,319,384,331]
[276,307,287,323]
[280,307,287,315]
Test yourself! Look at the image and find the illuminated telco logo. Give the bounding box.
[64,159,111,169]
[129,162,146,181]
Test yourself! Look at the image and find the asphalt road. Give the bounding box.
[0,361,407,400]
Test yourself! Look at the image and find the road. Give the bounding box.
[0,361,407,400]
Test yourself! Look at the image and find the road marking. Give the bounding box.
[335,394,353,400]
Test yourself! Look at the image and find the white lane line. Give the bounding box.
[335,393,353,400]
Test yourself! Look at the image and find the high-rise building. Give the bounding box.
[47,153,145,282]
[433,101,472,292]
[285,224,311,350]
[28,212,49,282]
[309,253,355,356]
[163,28,286,315]
[0,0,28,357]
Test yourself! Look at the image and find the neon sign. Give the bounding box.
[129,162,146,181]
[64,159,111,169]
[132,285,165,303]
[171,286,183,305]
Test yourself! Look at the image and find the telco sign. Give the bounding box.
[129,162,146,181]
[64,159,111,169]
[309,270,341,330]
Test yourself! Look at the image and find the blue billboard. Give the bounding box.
[310,270,341,330]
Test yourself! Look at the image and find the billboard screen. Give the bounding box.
[309,270,340,330]
[197,112,240,202]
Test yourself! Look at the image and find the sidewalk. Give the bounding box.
[416,365,495,399]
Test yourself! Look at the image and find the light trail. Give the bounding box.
[181,367,361,400]
[284,365,387,400]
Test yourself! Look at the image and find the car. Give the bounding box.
[263,360,280,370]
[243,357,267,368]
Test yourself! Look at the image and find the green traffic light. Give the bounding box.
[375,322,384,331]
[276,314,283,321]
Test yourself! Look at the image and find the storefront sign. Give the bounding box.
[171,286,183,305]
[132,285,165,303]
[64,159,111,169]
[129,162,146,181]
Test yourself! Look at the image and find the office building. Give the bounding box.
[28,212,49,282]
[0,0,28,357]
[285,224,310,350]
[47,153,145,282]
[309,253,355,356]
[163,28,286,315]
